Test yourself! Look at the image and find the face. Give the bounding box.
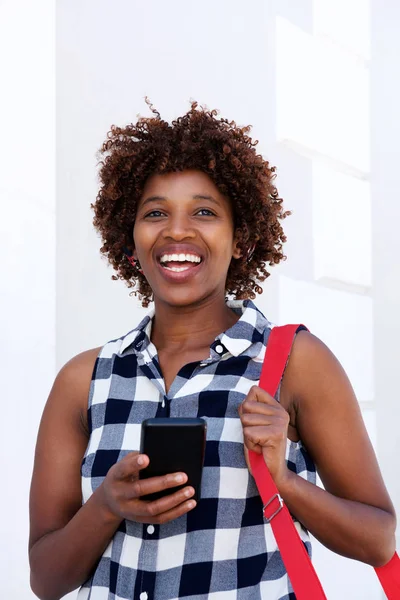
[132,169,242,308]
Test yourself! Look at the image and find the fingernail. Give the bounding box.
[187,500,196,509]
[137,455,145,466]
[184,487,194,497]
[175,474,185,483]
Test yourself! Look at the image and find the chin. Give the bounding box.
[154,287,215,308]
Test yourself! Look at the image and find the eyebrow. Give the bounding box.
[141,194,221,207]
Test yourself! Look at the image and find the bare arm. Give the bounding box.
[280,332,396,566]
[29,349,197,600]
[241,331,396,567]
[28,348,123,600]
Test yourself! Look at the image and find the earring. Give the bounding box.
[123,247,144,274]
[246,244,256,263]
[135,259,144,274]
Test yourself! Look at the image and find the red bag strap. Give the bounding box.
[249,324,327,600]
[376,553,400,597]
[251,324,400,600]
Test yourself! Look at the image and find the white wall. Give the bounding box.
[2,0,398,598]
[0,1,55,597]
[55,0,274,367]
[371,0,400,564]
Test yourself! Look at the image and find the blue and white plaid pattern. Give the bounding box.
[77,300,316,600]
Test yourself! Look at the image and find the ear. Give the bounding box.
[232,230,243,260]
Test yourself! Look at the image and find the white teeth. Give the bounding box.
[159,253,202,264]
[163,265,191,272]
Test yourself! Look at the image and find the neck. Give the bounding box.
[151,294,240,352]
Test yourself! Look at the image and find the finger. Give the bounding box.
[127,485,195,519]
[126,471,189,500]
[247,385,278,406]
[243,445,254,474]
[243,425,287,447]
[240,412,275,427]
[153,498,197,524]
[242,428,263,454]
[136,498,197,525]
[144,486,196,518]
[241,399,282,417]
[115,452,150,481]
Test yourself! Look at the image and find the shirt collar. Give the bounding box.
[218,299,270,356]
[119,307,155,355]
[118,299,270,357]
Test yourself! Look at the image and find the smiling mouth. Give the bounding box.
[160,261,202,272]
[162,264,194,272]
[156,256,204,281]
[158,254,203,273]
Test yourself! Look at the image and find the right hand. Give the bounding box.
[97,451,197,525]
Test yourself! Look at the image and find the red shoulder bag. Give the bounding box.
[249,324,400,599]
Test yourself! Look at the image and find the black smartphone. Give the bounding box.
[139,418,206,502]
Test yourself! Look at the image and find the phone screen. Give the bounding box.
[139,418,206,502]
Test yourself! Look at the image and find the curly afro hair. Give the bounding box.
[92,98,290,308]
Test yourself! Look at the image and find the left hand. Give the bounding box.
[239,385,291,487]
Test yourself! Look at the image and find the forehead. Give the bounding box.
[140,169,228,204]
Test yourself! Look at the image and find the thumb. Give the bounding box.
[114,451,149,481]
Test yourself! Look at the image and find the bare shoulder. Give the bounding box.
[60,345,103,383]
[279,331,334,439]
[55,346,103,432]
[281,330,394,514]
[60,346,103,389]
[29,345,103,552]
[281,329,356,431]
[281,329,346,408]
[288,328,333,369]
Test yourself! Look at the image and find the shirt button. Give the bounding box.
[147,525,155,534]
[215,344,224,354]
[140,593,148,600]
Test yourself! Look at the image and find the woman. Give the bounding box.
[29,100,396,600]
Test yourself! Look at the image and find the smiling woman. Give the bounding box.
[131,170,244,309]
[91,98,289,308]
[28,99,396,600]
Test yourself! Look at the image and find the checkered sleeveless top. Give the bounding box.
[77,300,316,600]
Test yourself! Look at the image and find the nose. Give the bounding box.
[160,211,196,241]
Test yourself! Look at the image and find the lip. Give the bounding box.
[156,259,204,283]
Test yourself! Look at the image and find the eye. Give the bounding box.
[145,210,165,218]
[144,208,215,218]
[197,208,215,216]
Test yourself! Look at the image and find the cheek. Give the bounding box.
[133,223,154,251]
[132,223,139,245]
[207,223,234,250]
